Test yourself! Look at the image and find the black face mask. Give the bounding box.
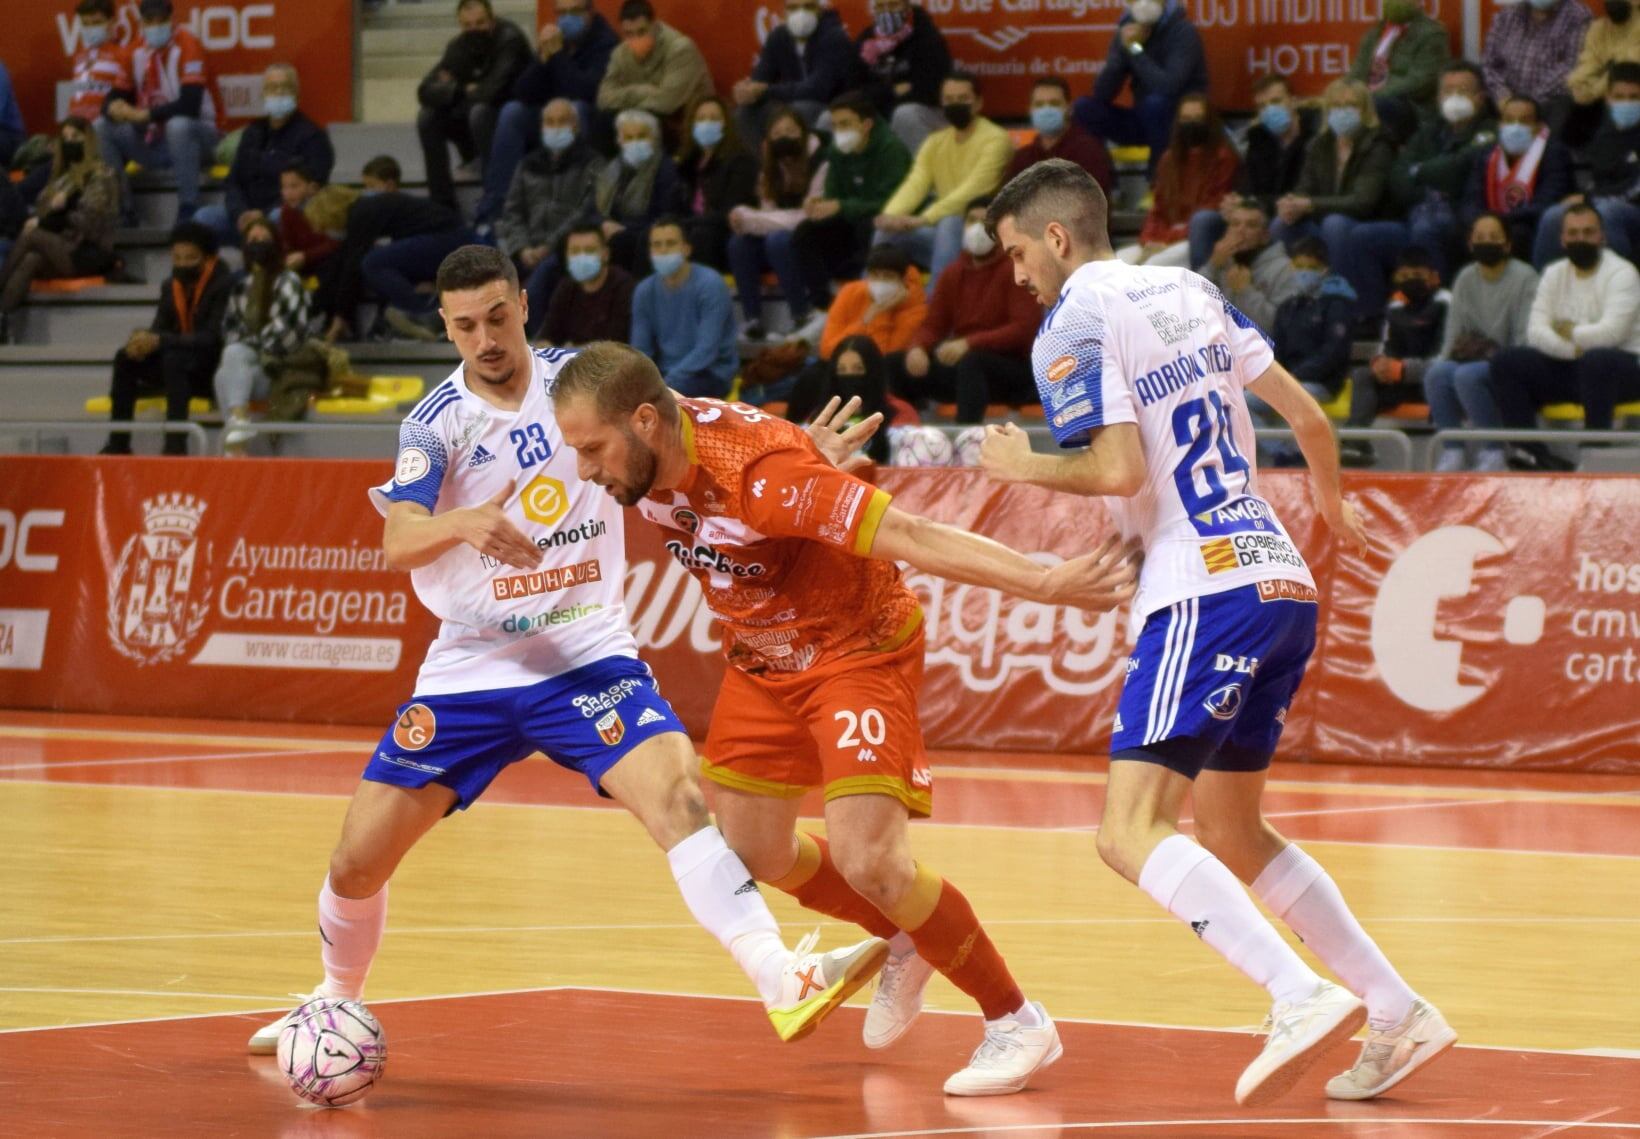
[1609,0,1631,23]
[1565,241,1602,269]
[463,28,495,49]
[943,104,974,130]
[769,136,805,159]
[1471,242,1509,267]
[173,264,202,284]
[60,141,85,165]
[1176,121,1211,148]
[243,240,276,267]
[1232,245,1263,267]
[1395,278,1432,305]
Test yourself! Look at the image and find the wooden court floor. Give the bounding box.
[1,710,1637,1137]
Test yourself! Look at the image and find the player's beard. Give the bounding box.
[613,426,658,506]
[469,349,517,388]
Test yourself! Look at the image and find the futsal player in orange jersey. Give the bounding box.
[553,341,1139,1096]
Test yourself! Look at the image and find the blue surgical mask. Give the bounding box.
[82,24,108,48]
[557,12,587,39]
[1612,99,1640,130]
[1291,268,1323,294]
[263,94,297,120]
[568,252,603,282]
[1499,121,1535,155]
[541,126,575,153]
[143,23,172,49]
[1327,107,1361,137]
[1259,103,1293,135]
[692,119,724,149]
[621,139,654,167]
[651,251,685,277]
[1030,105,1066,136]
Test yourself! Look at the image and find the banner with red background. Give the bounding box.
[7,0,353,135]
[545,0,1482,117]
[3,456,1636,772]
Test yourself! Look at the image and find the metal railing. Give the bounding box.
[2,420,210,455]
[1427,428,1640,469]
[1252,427,1417,471]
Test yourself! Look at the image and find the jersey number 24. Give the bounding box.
[1171,392,1250,516]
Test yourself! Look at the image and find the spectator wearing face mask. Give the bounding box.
[1341,246,1449,466]
[630,216,739,397]
[1424,212,1539,472]
[496,99,599,336]
[1262,237,1358,419]
[1345,62,1497,318]
[416,0,533,213]
[1489,202,1640,448]
[542,223,637,347]
[195,64,335,247]
[1346,0,1451,142]
[215,215,313,455]
[818,243,926,360]
[1118,93,1238,268]
[1198,202,1298,331]
[855,0,953,155]
[733,0,855,142]
[592,108,679,273]
[1562,0,1640,143]
[727,107,828,341]
[1463,94,1573,260]
[1533,62,1640,264]
[874,72,1012,285]
[1006,78,1114,194]
[785,335,907,465]
[65,1,128,154]
[672,95,760,271]
[1483,0,1593,134]
[1188,75,1316,269]
[889,197,1039,424]
[597,0,714,127]
[1074,0,1207,172]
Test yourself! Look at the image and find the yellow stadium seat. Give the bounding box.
[1540,400,1640,423]
[1317,378,1352,421]
[1110,145,1151,166]
[83,395,211,415]
[312,375,425,416]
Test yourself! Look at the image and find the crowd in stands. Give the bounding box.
[1,0,1639,467]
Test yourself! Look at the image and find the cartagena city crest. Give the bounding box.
[107,494,214,665]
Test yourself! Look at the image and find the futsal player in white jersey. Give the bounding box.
[248,246,888,1054]
[978,161,1457,1105]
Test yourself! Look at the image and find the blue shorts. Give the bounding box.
[1111,581,1317,779]
[362,656,687,811]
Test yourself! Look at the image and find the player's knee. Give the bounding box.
[327,845,389,899]
[833,842,913,909]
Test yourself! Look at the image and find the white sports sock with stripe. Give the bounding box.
[317,876,387,1000]
[667,826,792,1007]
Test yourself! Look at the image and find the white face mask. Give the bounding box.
[867,278,903,305]
[786,7,819,38]
[962,222,995,257]
[832,128,863,154]
[1130,0,1164,24]
[1440,93,1476,125]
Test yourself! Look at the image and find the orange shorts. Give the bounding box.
[701,632,933,817]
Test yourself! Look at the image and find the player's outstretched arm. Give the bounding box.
[866,505,1138,610]
[979,421,1145,498]
[804,395,884,474]
[1245,362,1370,556]
[382,485,544,572]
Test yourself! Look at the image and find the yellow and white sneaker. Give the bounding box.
[1235,981,1367,1106]
[1325,998,1457,1100]
[943,1002,1063,1096]
[246,987,325,1055]
[863,945,934,1050]
[766,930,889,1043]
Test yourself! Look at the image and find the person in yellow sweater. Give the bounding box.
[873,71,1013,283]
[1567,1,1640,143]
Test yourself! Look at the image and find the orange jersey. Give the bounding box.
[636,398,922,675]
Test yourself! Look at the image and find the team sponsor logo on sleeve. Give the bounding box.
[393,703,437,751]
[395,448,430,485]
[595,709,626,746]
[1053,399,1094,428]
[1046,355,1078,383]
[1256,579,1319,604]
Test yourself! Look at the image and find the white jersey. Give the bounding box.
[368,348,637,695]
[1033,260,1315,622]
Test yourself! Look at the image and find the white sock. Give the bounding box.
[1139,834,1320,1007]
[317,876,387,1000]
[1253,843,1416,1029]
[996,999,1045,1029]
[667,827,791,1007]
[888,930,915,957]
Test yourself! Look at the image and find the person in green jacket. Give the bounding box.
[1347,0,1452,142]
[787,90,911,343]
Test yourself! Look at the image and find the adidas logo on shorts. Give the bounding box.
[467,445,497,469]
[636,707,665,728]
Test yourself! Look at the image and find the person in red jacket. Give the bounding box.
[1005,78,1114,197]
[1118,92,1239,268]
[889,196,1041,423]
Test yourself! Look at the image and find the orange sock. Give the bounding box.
[886,862,1024,1021]
[767,832,899,941]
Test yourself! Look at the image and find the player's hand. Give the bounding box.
[1120,22,1147,48]
[1319,494,1370,558]
[979,423,1032,483]
[806,395,884,472]
[904,346,930,378]
[805,197,840,221]
[1041,534,1140,611]
[934,338,968,367]
[460,483,543,569]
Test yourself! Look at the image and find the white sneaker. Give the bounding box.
[943,1002,1063,1096]
[247,987,326,1055]
[1475,448,1509,473]
[223,414,257,450]
[788,309,829,348]
[1325,998,1457,1100]
[1235,981,1367,1106]
[862,946,934,1049]
[1434,446,1466,473]
[766,929,889,1043]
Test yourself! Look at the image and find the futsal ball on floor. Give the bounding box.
[276,997,387,1107]
[888,424,954,467]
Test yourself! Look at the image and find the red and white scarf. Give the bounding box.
[1486,127,1550,213]
[1368,24,1403,90]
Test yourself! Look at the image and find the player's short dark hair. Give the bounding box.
[362,155,401,185]
[138,0,173,20]
[1251,74,1291,99]
[170,220,218,257]
[619,0,655,21]
[1396,245,1437,272]
[864,244,909,275]
[435,244,519,298]
[1610,61,1640,88]
[827,91,878,122]
[1564,201,1604,229]
[985,158,1110,250]
[1291,236,1330,266]
[77,0,116,17]
[565,222,608,247]
[944,70,981,97]
[1031,77,1071,101]
[551,341,679,426]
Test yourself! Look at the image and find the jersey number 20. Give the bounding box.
[1170,392,1250,516]
[510,424,552,470]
